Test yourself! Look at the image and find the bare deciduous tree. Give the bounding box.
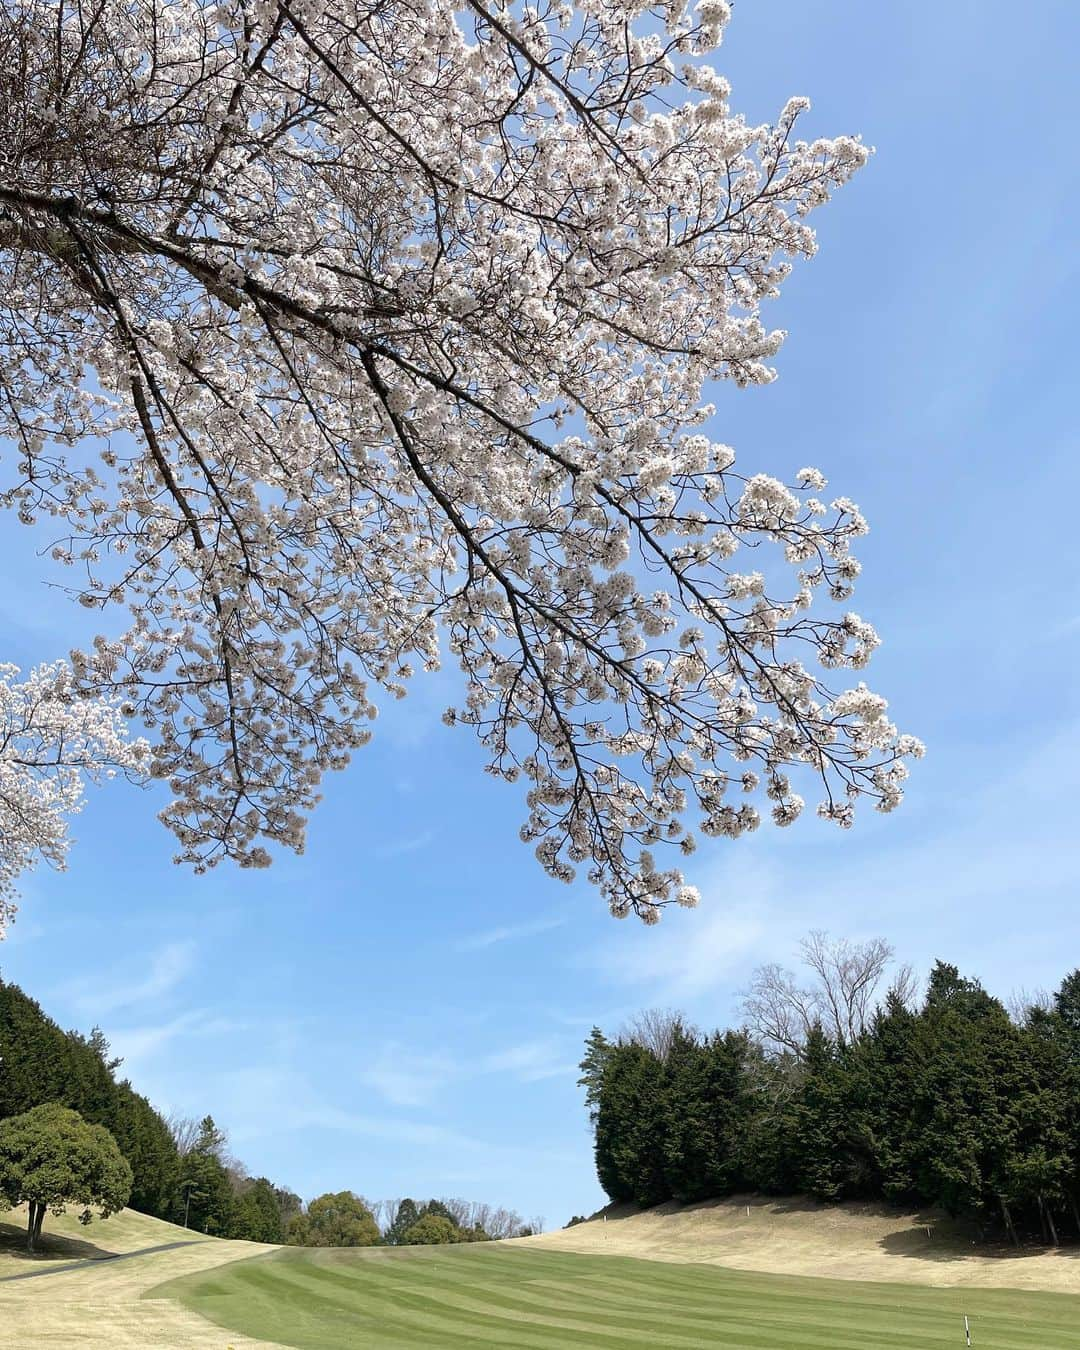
[165,1112,201,1157]
[442,1197,531,1239]
[742,931,911,1054]
[619,1008,694,1061]
[1006,987,1053,1027]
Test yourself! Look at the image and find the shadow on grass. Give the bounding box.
[878,1225,1080,1265]
[0,1218,118,1264]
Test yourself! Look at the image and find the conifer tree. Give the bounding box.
[594,1042,669,1207]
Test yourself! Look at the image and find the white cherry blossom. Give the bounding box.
[0,663,148,931]
[0,0,922,922]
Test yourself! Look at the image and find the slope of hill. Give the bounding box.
[0,1203,211,1264]
[0,1205,285,1348]
[523,1195,1080,1294]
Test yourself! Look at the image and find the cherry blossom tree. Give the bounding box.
[0,662,147,931]
[0,0,922,923]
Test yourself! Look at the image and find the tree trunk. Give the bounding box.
[1070,1194,1080,1238]
[999,1195,1019,1248]
[26,1202,43,1253]
[1043,1197,1060,1247]
[1035,1193,1049,1244]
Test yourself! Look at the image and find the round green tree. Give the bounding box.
[402,1213,461,1245]
[0,1103,132,1251]
[300,1192,379,1247]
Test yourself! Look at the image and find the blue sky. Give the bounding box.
[2,0,1079,1229]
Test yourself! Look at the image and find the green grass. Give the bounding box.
[151,1242,1080,1349]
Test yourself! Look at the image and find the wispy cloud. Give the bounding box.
[358,1044,458,1108]
[456,914,566,952]
[213,1063,581,1183]
[355,1031,578,1108]
[481,1038,576,1083]
[375,830,434,859]
[60,939,197,1018]
[108,1009,245,1073]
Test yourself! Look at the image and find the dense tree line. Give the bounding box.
[373,1197,540,1246]
[582,957,1080,1246]
[0,977,300,1239]
[0,976,538,1245]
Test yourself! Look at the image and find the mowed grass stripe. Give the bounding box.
[151,1242,1080,1350]
[509,1253,1080,1345]
[286,1253,747,1343]
[528,1269,1055,1350]
[338,1267,905,1350]
[222,1257,665,1349]
[269,1249,885,1349]
[161,1248,1075,1350]
[331,1250,1080,1350]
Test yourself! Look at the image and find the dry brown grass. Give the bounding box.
[521,1194,1080,1295]
[0,1205,288,1348]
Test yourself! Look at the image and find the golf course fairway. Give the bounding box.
[151,1242,1080,1349]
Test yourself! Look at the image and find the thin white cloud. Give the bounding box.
[60,939,197,1017]
[358,1044,457,1108]
[355,1031,579,1108]
[108,1009,244,1072]
[481,1038,576,1083]
[376,830,434,859]
[456,914,566,952]
[211,1063,581,1190]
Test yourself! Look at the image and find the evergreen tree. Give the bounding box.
[862,993,922,1204]
[584,955,1080,1246]
[385,1197,423,1245]
[577,1028,614,1127]
[663,1029,753,1202]
[176,1116,234,1234]
[228,1177,287,1243]
[594,1042,669,1207]
[0,979,182,1221]
[790,1028,852,1201]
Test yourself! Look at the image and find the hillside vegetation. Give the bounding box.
[0,977,300,1239]
[0,977,536,1250]
[582,955,1080,1248]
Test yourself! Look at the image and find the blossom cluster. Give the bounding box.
[0,0,921,918]
[0,663,148,931]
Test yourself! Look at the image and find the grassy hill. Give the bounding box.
[525,1194,1080,1294]
[0,1205,283,1348]
[0,1203,211,1265]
